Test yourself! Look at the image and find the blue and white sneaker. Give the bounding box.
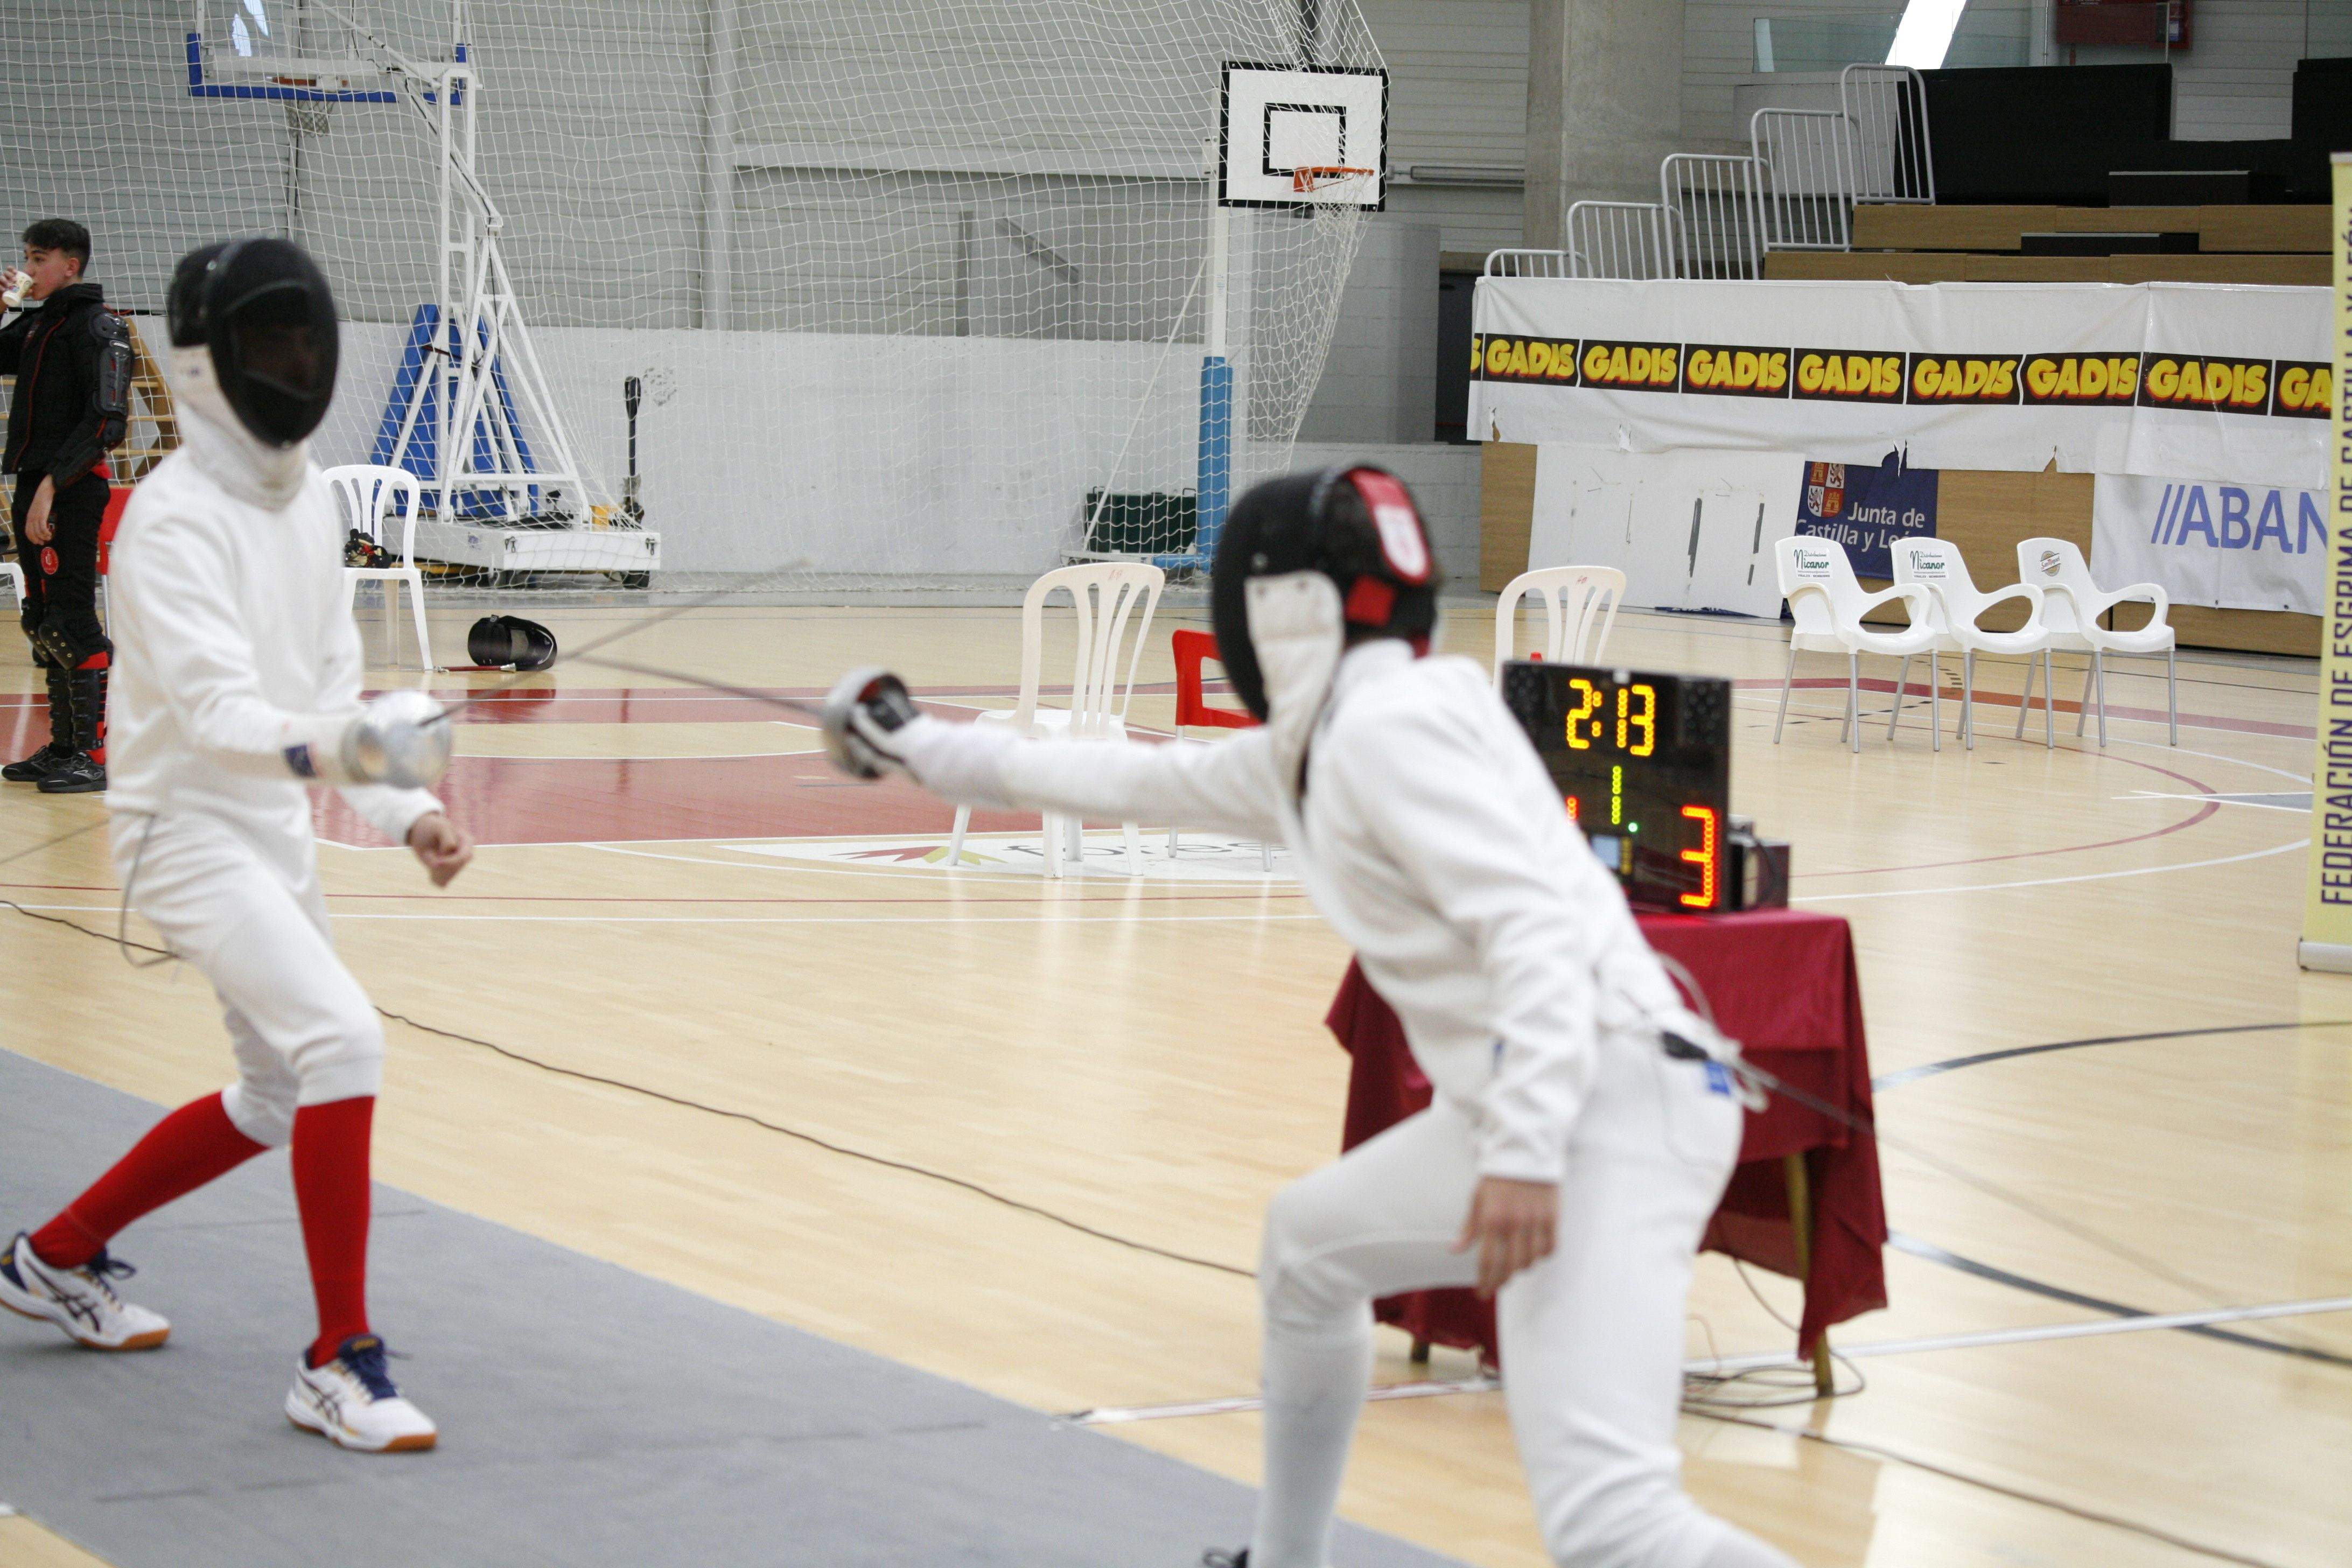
[286,1334,437,1453]
[0,1230,170,1351]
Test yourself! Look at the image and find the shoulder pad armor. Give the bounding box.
[95,314,132,419]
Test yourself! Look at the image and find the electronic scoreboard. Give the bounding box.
[1499,661,1735,912]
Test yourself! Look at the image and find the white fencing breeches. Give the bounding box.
[1251,1037,1801,1568]
[110,812,384,1148]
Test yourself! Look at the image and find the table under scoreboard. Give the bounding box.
[1499,661,1737,911]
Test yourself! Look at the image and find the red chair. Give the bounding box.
[1170,628,1254,731]
[1167,629,1270,869]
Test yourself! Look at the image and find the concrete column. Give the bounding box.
[1524,0,1689,252]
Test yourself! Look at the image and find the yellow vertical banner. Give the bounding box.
[2301,153,2352,970]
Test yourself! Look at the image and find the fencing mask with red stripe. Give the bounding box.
[1208,466,1441,724]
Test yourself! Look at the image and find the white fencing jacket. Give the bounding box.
[107,412,440,851]
[894,637,1698,1183]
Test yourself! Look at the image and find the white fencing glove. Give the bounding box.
[820,667,1014,806]
[282,690,454,789]
[821,667,922,780]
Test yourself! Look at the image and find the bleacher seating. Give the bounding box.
[1766,202,2328,285]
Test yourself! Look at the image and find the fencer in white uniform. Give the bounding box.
[0,237,464,1453]
[824,469,1803,1568]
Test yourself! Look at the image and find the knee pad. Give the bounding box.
[33,608,108,672]
[290,1000,386,1108]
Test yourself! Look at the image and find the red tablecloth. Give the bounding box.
[1328,907,1886,1361]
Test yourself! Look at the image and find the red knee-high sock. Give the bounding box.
[29,1092,267,1269]
[292,1096,374,1367]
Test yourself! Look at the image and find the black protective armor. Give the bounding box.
[0,282,129,487]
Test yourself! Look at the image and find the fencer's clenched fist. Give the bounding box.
[821,666,922,780]
[1454,1175,1560,1298]
[406,811,474,886]
[335,690,454,788]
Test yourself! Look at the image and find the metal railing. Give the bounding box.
[1751,108,1860,252]
[1660,153,1765,280]
[1563,201,1679,281]
[1491,64,1929,285]
[1840,63,1934,204]
[1481,248,1576,279]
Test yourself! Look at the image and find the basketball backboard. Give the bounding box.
[187,0,409,100]
[1219,62,1387,210]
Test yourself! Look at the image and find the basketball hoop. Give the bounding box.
[1290,165,1376,195]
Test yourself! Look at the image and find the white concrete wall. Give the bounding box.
[315,324,1206,578]
[1299,223,1441,444]
[1364,0,1532,254]
[1292,440,1485,586]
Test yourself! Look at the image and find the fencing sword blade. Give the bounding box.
[566,653,827,718]
[418,557,812,726]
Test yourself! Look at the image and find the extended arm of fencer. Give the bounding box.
[1326,703,1599,1184]
[317,570,445,842]
[849,693,1289,846]
[110,507,450,800]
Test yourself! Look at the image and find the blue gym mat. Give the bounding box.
[0,1048,1469,1568]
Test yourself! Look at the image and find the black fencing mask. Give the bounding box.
[1208,466,1440,722]
[167,236,339,447]
[467,614,560,671]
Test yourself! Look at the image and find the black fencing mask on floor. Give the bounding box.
[467,615,560,671]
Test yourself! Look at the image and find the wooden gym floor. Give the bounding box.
[0,597,2344,1568]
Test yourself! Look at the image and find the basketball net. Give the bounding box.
[1290,165,1375,196]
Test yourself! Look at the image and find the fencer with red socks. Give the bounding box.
[0,237,471,1454]
[824,469,1806,1568]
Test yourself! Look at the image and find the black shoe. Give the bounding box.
[36,754,105,794]
[5,662,72,782]
[1202,1551,1248,1567]
[2,743,72,783]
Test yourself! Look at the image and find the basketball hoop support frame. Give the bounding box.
[191,2,610,532]
[1198,138,1234,569]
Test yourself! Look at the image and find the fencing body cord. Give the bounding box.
[3,897,2333,1568]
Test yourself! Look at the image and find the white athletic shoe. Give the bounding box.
[0,1231,171,1350]
[286,1334,438,1453]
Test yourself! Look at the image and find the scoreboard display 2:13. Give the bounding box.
[1498,661,1733,911]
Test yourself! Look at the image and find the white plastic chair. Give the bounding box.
[327,464,431,671]
[947,562,1164,877]
[2016,537,2177,747]
[1773,537,1938,753]
[1493,565,1625,682]
[1891,539,2052,750]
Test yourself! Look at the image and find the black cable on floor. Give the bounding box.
[2,897,1257,1282]
[374,1005,1257,1279]
[1684,1406,2288,1568]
